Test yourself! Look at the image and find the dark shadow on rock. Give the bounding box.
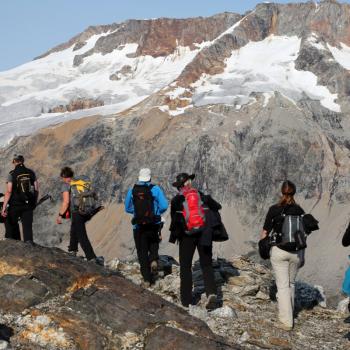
[0,324,14,341]
[269,280,326,315]
[158,255,179,277]
[192,258,240,308]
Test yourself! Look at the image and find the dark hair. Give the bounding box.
[60,167,74,178]
[279,180,296,206]
[13,154,24,164]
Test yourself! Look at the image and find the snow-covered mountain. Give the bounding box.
[1,0,350,296]
[0,13,240,144]
[1,1,350,144]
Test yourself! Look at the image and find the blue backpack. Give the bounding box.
[342,262,350,296]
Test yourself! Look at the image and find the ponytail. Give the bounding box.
[278,180,296,206]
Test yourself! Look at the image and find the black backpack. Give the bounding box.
[11,167,36,207]
[132,184,156,225]
[272,213,307,250]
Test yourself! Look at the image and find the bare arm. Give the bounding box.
[1,183,12,217]
[34,180,39,204]
[260,229,268,240]
[56,191,70,224]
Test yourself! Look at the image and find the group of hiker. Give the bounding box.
[1,155,349,334]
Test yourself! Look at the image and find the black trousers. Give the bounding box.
[68,212,96,260]
[133,225,160,283]
[179,235,217,307]
[5,206,33,242]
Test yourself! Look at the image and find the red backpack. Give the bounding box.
[181,187,206,233]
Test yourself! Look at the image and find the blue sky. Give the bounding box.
[0,0,349,71]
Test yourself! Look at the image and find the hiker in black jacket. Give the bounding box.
[169,173,224,310]
[261,180,307,331]
[1,155,39,242]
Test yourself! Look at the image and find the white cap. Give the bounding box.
[138,168,151,182]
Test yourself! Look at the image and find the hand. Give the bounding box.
[56,216,62,224]
[260,230,268,240]
[1,210,7,218]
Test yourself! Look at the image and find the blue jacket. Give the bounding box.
[124,182,168,224]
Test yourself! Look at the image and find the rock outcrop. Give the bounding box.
[0,239,348,349]
[0,240,237,350]
[111,254,350,349]
[48,98,104,113]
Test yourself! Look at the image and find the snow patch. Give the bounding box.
[263,92,273,107]
[308,33,326,51]
[0,96,146,145]
[192,35,340,113]
[328,43,350,70]
[165,87,187,99]
[158,105,170,113]
[168,104,193,116]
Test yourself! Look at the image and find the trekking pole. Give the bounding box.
[36,194,53,207]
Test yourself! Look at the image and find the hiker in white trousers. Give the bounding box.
[261,180,306,331]
[270,246,302,328]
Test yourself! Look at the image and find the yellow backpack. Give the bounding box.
[70,176,97,216]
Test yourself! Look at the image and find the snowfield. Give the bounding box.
[192,35,341,113]
[0,33,202,145]
[0,28,346,146]
[327,42,350,70]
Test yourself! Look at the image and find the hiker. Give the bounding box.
[0,193,6,233]
[260,180,309,331]
[124,168,168,287]
[342,223,350,325]
[1,155,38,242]
[57,167,103,265]
[169,173,222,310]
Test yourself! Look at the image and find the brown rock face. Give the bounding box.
[72,13,242,66]
[49,98,104,113]
[0,240,238,349]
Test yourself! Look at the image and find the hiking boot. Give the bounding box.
[95,256,105,266]
[344,316,350,324]
[275,322,293,331]
[205,294,217,310]
[68,250,77,257]
[151,260,158,273]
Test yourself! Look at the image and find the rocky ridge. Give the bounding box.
[111,254,350,350]
[0,240,238,350]
[0,240,348,349]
